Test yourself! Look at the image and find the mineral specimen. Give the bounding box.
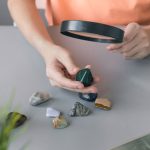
[6,112,27,128]
[29,92,51,106]
[95,98,112,110]
[68,102,91,117]
[79,93,98,102]
[46,107,60,118]
[76,68,93,87]
[52,116,69,129]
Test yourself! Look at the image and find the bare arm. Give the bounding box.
[8,0,99,93]
[8,0,53,59]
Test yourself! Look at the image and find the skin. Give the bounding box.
[7,0,99,93]
[8,0,150,92]
[107,23,150,59]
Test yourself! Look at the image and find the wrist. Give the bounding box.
[37,41,59,63]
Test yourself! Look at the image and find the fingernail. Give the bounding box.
[85,65,91,69]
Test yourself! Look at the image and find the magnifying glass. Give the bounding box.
[60,20,124,43]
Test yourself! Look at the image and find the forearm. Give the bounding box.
[8,0,54,58]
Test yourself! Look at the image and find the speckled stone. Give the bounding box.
[79,93,98,102]
[95,98,112,110]
[52,115,69,129]
[29,92,51,106]
[76,68,93,87]
[6,112,27,128]
[46,107,60,118]
[68,102,91,117]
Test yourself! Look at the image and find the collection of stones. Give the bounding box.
[6,68,112,129]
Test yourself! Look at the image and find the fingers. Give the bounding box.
[128,51,148,59]
[48,69,100,91]
[63,85,98,93]
[107,41,125,51]
[126,51,149,60]
[106,22,150,59]
[57,50,79,75]
[121,34,150,59]
[46,65,83,89]
[49,79,98,93]
[85,64,91,69]
[122,43,143,58]
[107,23,141,51]
[55,74,84,89]
[124,43,150,59]
[119,33,142,53]
[48,63,100,93]
[124,22,141,41]
[45,45,100,93]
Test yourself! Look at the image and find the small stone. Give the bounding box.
[6,112,27,128]
[95,98,112,110]
[79,93,98,102]
[29,92,51,106]
[76,68,93,87]
[52,115,69,129]
[46,107,60,118]
[68,102,91,117]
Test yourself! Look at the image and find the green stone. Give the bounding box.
[76,68,93,87]
[6,112,27,128]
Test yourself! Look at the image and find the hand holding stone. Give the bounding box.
[45,44,98,93]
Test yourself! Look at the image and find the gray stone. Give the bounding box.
[29,92,51,106]
[68,102,91,117]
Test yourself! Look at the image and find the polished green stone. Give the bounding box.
[76,68,93,87]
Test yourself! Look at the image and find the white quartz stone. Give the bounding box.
[46,107,60,118]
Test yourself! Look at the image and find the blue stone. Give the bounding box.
[79,93,98,102]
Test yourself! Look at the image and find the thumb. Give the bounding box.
[124,22,141,41]
[59,51,79,75]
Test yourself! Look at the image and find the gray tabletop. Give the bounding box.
[1,26,150,150]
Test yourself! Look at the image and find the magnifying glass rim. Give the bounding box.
[60,20,124,43]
